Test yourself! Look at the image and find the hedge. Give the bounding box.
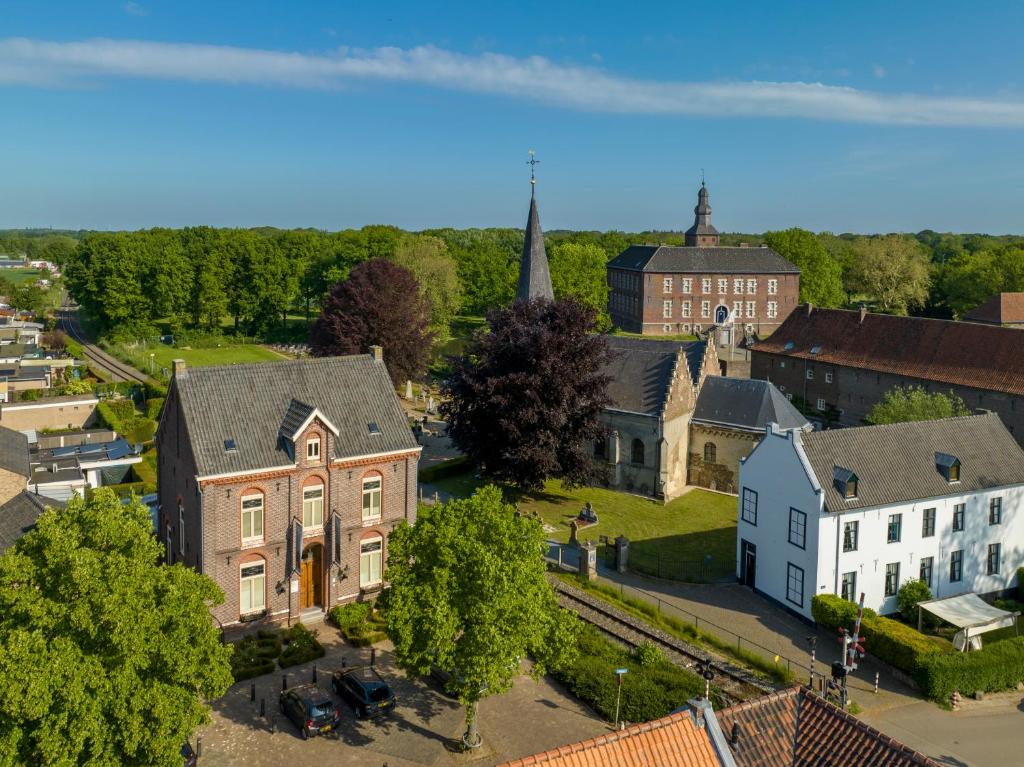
[811,594,950,674]
[278,623,326,668]
[914,637,1024,700]
[418,456,470,483]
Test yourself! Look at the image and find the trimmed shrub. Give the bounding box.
[897,580,933,621]
[230,631,284,682]
[145,397,164,420]
[279,623,326,668]
[328,602,371,631]
[915,637,1024,700]
[417,456,470,483]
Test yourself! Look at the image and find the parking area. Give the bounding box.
[198,625,607,767]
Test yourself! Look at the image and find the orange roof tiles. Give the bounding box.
[498,711,720,767]
[754,305,1024,396]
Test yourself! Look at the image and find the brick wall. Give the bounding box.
[0,398,98,431]
[686,425,758,493]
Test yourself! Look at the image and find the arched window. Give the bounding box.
[631,438,645,465]
[704,442,717,464]
[239,557,266,616]
[302,481,324,529]
[241,490,264,546]
[360,534,383,589]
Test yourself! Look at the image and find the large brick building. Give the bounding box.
[156,352,419,630]
[750,305,1024,439]
[606,184,801,340]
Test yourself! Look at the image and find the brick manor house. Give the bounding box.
[606,183,801,340]
[156,352,419,629]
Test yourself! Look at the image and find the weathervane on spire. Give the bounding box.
[527,149,540,196]
[701,168,705,188]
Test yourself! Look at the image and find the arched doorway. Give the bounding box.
[299,543,323,609]
[714,305,729,324]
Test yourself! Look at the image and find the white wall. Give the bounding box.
[736,426,823,620]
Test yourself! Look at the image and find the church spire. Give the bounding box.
[684,180,720,247]
[516,151,554,301]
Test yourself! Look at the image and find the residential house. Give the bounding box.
[607,184,801,339]
[0,393,99,431]
[0,491,65,555]
[963,292,1024,328]
[0,427,31,504]
[156,352,420,630]
[736,413,1024,620]
[28,433,142,502]
[750,305,1024,439]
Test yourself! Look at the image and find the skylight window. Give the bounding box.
[783,341,794,351]
[224,439,237,452]
[367,422,381,435]
[810,345,821,355]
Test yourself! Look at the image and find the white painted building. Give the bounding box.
[736,413,1024,620]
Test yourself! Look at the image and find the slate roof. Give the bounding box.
[753,306,1024,396]
[498,710,719,767]
[0,426,30,478]
[172,355,418,478]
[963,292,1024,325]
[517,194,554,301]
[280,399,316,439]
[797,412,1024,512]
[607,245,799,274]
[693,377,810,432]
[603,337,704,415]
[717,687,939,767]
[0,491,63,554]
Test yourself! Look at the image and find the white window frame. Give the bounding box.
[241,493,264,546]
[239,560,266,615]
[663,277,673,293]
[767,301,778,319]
[682,278,693,293]
[816,398,826,411]
[733,278,744,294]
[747,279,757,294]
[745,301,756,318]
[884,563,900,597]
[806,368,814,380]
[681,300,691,318]
[718,278,728,294]
[302,484,324,529]
[360,535,383,588]
[701,300,711,319]
[701,278,711,294]
[732,301,742,319]
[825,371,834,384]
[306,437,321,460]
[362,475,382,521]
[768,279,778,295]
[662,299,673,318]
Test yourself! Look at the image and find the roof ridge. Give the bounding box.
[803,412,994,441]
[182,353,372,377]
[794,304,1024,333]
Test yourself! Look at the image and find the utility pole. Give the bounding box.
[806,635,817,687]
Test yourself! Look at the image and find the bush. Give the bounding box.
[632,641,663,667]
[812,594,949,674]
[417,456,470,483]
[145,397,164,420]
[229,631,284,682]
[278,623,326,668]
[97,398,157,445]
[897,580,933,620]
[328,602,371,631]
[915,637,1024,700]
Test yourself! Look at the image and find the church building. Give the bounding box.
[606,184,801,340]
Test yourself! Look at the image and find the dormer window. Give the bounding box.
[306,437,321,461]
[833,466,858,499]
[936,452,960,482]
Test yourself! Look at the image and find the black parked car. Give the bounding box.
[278,684,341,739]
[331,666,396,718]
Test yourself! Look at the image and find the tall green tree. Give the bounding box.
[935,246,1024,318]
[388,234,463,338]
[849,235,932,315]
[865,385,969,425]
[0,490,232,766]
[763,228,845,307]
[385,485,580,748]
[549,242,611,331]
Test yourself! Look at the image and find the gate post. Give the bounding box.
[614,536,630,574]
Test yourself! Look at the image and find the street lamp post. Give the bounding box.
[613,668,628,730]
[149,352,155,375]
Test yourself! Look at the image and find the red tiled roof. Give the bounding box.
[717,688,940,767]
[497,711,719,767]
[753,306,1024,396]
[963,292,1024,325]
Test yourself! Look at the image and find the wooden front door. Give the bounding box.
[299,544,322,609]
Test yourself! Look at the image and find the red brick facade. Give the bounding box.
[608,268,800,337]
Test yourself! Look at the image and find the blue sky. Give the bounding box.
[2,0,1024,233]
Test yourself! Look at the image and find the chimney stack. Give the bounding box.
[859,304,867,323]
[369,345,384,363]
[730,721,740,748]
[172,359,187,378]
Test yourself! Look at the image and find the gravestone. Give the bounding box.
[405,380,413,400]
[568,519,579,547]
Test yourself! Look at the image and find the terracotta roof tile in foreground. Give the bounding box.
[497,711,719,767]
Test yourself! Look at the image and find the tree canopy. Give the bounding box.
[0,490,232,766]
[549,242,612,331]
[309,258,434,386]
[865,385,970,425]
[442,298,612,491]
[849,236,932,315]
[385,485,580,747]
[763,228,845,307]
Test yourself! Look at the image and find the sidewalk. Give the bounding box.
[593,566,920,713]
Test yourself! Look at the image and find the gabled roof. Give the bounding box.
[797,412,1024,512]
[753,306,1024,396]
[607,246,799,275]
[717,687,939,767]
[498,710,719,767]
[0,491,63,554]
[517,195,554,301]
[693,377,809,432]
[0,426,30,478]
[603,337,704,415]
[279,399,339,441]
[963,292,1024,325]
[172,355,418,478]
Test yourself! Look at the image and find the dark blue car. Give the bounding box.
[332,666,396,718]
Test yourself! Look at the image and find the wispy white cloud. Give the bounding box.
[872,63,887,79]
[1,37,1023,128]
[121,2,147,17]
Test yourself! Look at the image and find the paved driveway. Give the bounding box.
[199,627,606,767]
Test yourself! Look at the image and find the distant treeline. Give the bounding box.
[33,225,1024,342]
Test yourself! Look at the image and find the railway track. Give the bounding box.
[58,307,151,385]
[553,578,773,704]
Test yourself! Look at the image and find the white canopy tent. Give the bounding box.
[917,593,1019,651]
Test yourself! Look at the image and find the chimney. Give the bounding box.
[806,303,813,317]
[369,345,384,362]
[859,304,867,323]
[172,359,187,378]
[730,721,740,748]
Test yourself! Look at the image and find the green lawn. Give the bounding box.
[611,328,698,342]
[1,267,48,285]
[121,342,287,377]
